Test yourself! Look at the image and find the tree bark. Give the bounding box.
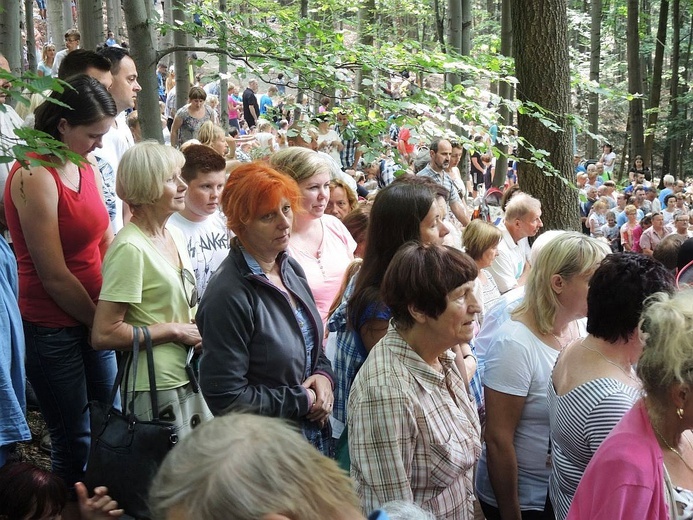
[63,0,73,31]
[123,0,164,143]
[106,0,118,37]
[626,0,645,161]
[219,0,228,129]
[25,0,37,72]
[47,0,64,46]
[172,1,190,112]
[513,0,579,231]
[355,0,376,106]
[493,0,512,188]
[446,0,462,86]
[0,0,22,75]
[667,0,680,178]
[643,0,669,169]
[433,0,446,51]
[161,0,174,67]
[78,0,104,51]
[587,0,602,159]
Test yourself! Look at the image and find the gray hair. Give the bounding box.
[381,501,436,520]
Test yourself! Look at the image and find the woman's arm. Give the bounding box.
[170,115,182,148]
[91,300,201,351]
[484,387,527,520]
[10,165,99,326]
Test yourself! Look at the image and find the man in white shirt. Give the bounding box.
[51,29,80,77]
[0,54,25,234]
[488,192,543,293]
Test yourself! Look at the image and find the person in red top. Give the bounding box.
[4,74,117,504]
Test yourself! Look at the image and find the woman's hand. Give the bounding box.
[303,373,333,425]
[76,482,124,519]
[177,321,202,349]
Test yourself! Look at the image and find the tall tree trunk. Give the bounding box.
[667,0,680,177]
[219,0,228,130]
[0,0,22,75]
[493,0,512,188]
[627,0,645,160]
[173,1,190,112]
[161,0,174,67]
[47,0,65,45]
[461,0,472,55]
[433,0,446,51]
[106,0,118,37]
[25,0,37,72]
[587,0,602,159]
[123,0,163,143]
[63,0,73,30]
[78,0,103,51]
[643,0,669,169]
[513,0,579,231]
[446,0,462,86]
[355,0,376,106]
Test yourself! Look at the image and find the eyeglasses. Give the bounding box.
[181,268,199,308]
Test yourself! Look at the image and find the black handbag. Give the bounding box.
[84,326,178,519]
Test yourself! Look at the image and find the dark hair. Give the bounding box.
[653,234,686,272]
[501,184,521,212]
[664,193,677,206]
[188,86,207,101]
[381,242,478,329]
[348,182,436,329]
[395,173,450,201]
[182,144,227,182]
[429,137,450,153]
[341,204,370,250]
[677,238,693,272]
[586,253,674,342]
[97,45,131,74]
[34,74,117,142]
[58,49,111,79]
[0,462,67,520]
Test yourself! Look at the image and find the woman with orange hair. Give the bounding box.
[196,162,335,454]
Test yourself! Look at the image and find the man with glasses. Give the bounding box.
[51,29,80,77]
[674,214,692,238]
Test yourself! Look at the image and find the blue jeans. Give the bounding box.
[23,322,119,490]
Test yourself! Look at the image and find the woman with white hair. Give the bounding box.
[92,141,212,439]
[475,233,610,520]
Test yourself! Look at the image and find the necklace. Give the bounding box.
[549,322,575,349]
[579,341,638,382]
[651,421,693,473]
[55,163,80,192]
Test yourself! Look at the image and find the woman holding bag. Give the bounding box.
[91,141,212,438]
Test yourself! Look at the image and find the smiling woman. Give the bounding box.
[3,74,117,493]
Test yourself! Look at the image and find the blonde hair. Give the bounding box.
[463,219,502,261]
[637,290,693,407]
[269,147,330,183]
[117,141,185,206]
[149,414,361,520]
[511,232,610,334]
[197,120,224,146]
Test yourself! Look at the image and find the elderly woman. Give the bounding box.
[196,163,335,454]
[475,233,610,520]
[548,253,674,520]
[349,242,481,518]
[4,74,116,494]
[568,290,693,519]
[170,86,218,148]
[463,219,502,325]
[270,147,356,324]
[150,414,384,520]
[327,178,359,220]
[92,141,212,439]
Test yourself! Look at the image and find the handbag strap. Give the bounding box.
[141,326,161,420]
[105,326,139,413]
[126,326,142,419]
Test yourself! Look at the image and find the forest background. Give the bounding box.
[0,0,691,230]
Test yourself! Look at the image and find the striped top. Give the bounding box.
[547,377,641,520]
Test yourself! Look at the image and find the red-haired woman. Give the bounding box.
[196,162,335,454]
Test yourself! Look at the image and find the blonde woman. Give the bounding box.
[270,148,356,324]
[463,219,502,325]
[476,233,610,520]
[37,43,55,77]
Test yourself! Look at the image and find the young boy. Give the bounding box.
[168,144,230,300]
[601,210,620,252]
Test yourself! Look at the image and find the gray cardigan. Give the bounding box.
[197,239,334,418]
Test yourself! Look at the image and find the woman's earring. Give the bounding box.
[678,408,685,420]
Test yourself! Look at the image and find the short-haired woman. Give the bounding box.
[92,141,212,440]
[196,163,335,454]
[476,233,610,520]
[463,219,502,325]
[568,290,693,519]
[548,253,674,519]
[170,86,218,148]
[349,242,482,518]
[4,74,117,493]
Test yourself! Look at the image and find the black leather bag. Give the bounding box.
[84,326,178,519]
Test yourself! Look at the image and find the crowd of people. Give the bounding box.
[4,22,693,520]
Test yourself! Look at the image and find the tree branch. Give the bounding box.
[156,46,291,64]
